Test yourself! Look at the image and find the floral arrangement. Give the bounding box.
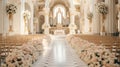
[66,35,120,67]
[23,10,31,19]
[6,4,17,14]
[87,12,93,20]
[1,35,51,67]
[96,2,108,15]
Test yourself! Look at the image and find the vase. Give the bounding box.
[8,14,13,32]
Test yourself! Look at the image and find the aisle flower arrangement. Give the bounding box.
[2,35,51,67]
[66,35,120,67]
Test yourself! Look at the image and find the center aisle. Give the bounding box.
[32,35,88,67]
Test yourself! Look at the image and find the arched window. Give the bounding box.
[58,12,62,24]
[53,5,66,24]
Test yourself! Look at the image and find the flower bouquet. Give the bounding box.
[6,4,17,15]
[6,4,17,32]
[96,2,108,15]
[87,12,93,20]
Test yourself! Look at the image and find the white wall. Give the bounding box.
[0,0,34,35]
[0,0,3,34]
[12,3,21,34]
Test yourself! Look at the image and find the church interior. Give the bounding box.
[0,0,120,67]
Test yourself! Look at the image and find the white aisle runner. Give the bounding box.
[32,35,88,67]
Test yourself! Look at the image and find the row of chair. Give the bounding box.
[0,34,46,66]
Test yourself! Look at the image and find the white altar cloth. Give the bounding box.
[54,30,65,35]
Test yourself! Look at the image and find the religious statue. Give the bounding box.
[23,10,31,34]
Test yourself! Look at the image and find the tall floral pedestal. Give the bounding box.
[6,4,17,36]
[8,14,14,36]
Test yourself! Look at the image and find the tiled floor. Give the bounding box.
[32,35,88,67]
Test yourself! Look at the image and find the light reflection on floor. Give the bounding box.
[32,35,88,67]
[53,39,66,65]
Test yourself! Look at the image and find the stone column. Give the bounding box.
[105,0,116,35]
[68,0,77,34]
[69,8,77,34]
[92,0,102,35]
[118,0,120,36]
[42,8,50,34]
[42,0,50,34]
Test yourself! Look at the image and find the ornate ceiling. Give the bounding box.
[36,0,80,10]
[33,0,81,16]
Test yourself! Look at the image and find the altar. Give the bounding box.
[54,30,65,35]
[49,27,69,34]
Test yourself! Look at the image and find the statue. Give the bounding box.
[23,10,31,34]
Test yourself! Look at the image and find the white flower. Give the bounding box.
[87,12,93,20]
[67,35,120,67]
[4,35,51,67]
[6,4,17,14]
[96,2,108,15]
